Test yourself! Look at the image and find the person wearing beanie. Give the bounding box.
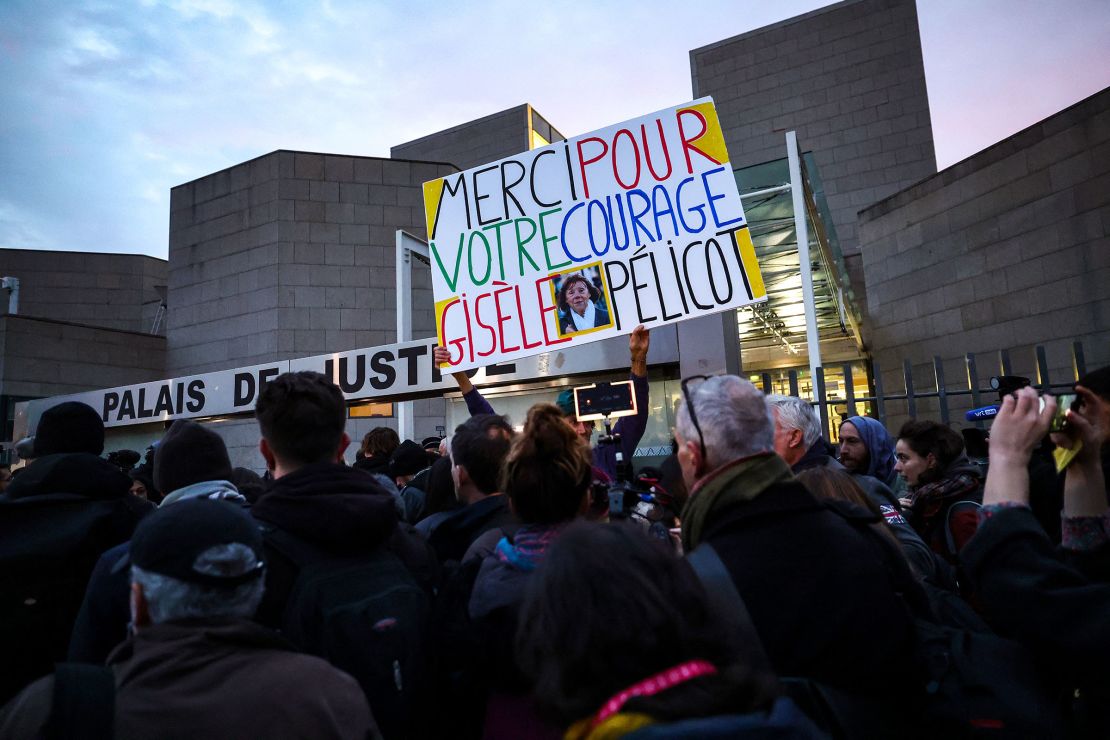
[32,401,106,457]
[68,420,243,665]
[0,401,151,704]
[389,439,432,524]
[0,499,377,740]
[154,420,244,506]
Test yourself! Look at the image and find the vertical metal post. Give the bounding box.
[788,370,799,398]
[1072,341,1086,379]
[843,363,857,418]
[966,353,983,429]
[873,360,886,425]
[786,131,822,383]
[395,231,430,441]
[933,356,949,425]
[999,349,1013,377]
[1035,345,1051,390]
[814,366,829,440]
[904,359,917,419]
[761,372,773,395]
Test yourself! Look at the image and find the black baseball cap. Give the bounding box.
[129,499,264,587]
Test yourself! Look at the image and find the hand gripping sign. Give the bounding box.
[425,97,767,372]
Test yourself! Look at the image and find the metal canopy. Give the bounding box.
[734,139,865,371]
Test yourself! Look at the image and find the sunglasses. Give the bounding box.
[680,374,713,461]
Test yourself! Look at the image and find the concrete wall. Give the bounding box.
[691,0,936,304]
[0,315,165,400]
[859,87,1110,425]
[0,249,166,333]
[390,105,532,170]
[166,150,456,376]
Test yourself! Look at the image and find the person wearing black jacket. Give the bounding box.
[675,377,915,699]
[961,386,1110,736]
[250,372,437,626]
[0,402,151,703]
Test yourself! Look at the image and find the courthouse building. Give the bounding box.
[5,0,1107,468]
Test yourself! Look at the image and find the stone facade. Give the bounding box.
[691,0,936,303]
[0,249,166,333]
[166,150,456,377]
[0,315,165,401]
[391,104,561,170]
[859,88,1110,423]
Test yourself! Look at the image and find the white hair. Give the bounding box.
[131,543,264,624]
[766,394,823,450]
[676,376,774,470]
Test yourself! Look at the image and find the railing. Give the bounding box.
[758,341,1091,436]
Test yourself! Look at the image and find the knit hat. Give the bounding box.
[389,439,428,478]
[154,420,233,496]
[34,402,105,456]
[555,389,577,418]
[130,498,264,586]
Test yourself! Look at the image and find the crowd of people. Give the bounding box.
[0,326,1107,739]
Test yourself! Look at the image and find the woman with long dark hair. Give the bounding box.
[896,419,984,562]
[516,522,820,738]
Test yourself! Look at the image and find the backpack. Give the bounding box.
[0,494,146,704]
[263,527,431,740]
[47,663,115,740]
[825,500,1065,739]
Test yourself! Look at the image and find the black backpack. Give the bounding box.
[264,527,430,739]
[46,663,115,740]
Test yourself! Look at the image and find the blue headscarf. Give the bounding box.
[843,415,897,485]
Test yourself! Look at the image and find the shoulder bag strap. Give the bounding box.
[686,542,772,671]
[48,663,115,740]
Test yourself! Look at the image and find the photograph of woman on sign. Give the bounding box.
[553,264,614,338]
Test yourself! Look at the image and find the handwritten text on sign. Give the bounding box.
[424,98,767,372]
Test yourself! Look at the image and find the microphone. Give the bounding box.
[965,405,1000,422]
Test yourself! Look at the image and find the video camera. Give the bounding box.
[964,375,1078,432]
[106,449,141,473]
[571,380,675,539]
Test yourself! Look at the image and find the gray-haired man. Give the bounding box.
[0,499,377,740]
[767,394,901,510]
[675,376,914,704]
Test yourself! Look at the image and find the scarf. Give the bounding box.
[680,453,794,552]
[906,470,981,532]
[495,524,562,572]
[564,660,719,740]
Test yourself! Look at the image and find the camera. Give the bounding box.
[106,449,141,473]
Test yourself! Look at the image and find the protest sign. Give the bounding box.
[424,97,766,372]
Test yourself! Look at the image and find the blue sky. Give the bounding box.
[1,0,1107,258]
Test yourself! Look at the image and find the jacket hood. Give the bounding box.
[844,415,897,484]
[4,453,132,501]
[251,462,398,553]
[941,454,984,481]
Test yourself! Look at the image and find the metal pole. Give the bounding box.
[786,131,822,385]
[396,231,414,441]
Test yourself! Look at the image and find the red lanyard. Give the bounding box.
[593,660,718,726]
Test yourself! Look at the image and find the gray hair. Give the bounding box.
[766,394,823,449]
[676,375,774,470]
[131,543,265,624]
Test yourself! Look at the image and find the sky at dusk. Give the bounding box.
[1,0,1107,258]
